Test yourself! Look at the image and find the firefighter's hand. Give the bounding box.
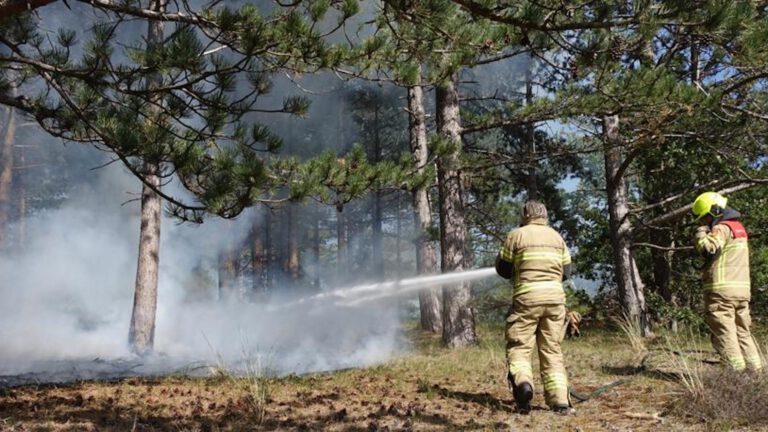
[695,226,710,240]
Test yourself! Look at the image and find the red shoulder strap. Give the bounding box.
[719,220,748,239]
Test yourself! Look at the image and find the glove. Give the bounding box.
[695,225,710,240]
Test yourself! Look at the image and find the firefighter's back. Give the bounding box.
[508,221,569,306]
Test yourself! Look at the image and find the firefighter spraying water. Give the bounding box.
[495,200,574,414]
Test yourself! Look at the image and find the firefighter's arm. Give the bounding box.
[562,243,572,281]
[495,254,514,279]
[695,225,727,256]
[495,235,515,279]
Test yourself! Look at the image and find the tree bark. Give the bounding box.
[371,104,385,277]
[218,235,238,301]
[650,230,673,302]
[284,203,300,284]
[525,57,538,200]
[128,0,166,355]
[436,75,477,347]
[16,130,26,250]
[313,209,321,289]
[395,195,402,277]
[337,208,347,277]
[250,216,266,300]
[602,114,652,336]
[407,79,441,333]
[264,207,273,292]
[0,105,15,251]
[129,164,162,354]
[690,33,701,86]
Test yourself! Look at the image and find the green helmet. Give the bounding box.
[692,192,728,221]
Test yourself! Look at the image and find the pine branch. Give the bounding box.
[0,0,56,17]
[643,179,768,227]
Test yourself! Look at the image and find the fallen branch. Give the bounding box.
[631,243,694,251]
[623,411,664,422]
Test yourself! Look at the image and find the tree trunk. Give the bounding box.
[408,78,441,333]
[650,231,673,301]
[372,193,384,276]
[372,106,384,277]
[436,75,477,347]
[129,165,162,354]
[313,208,321,289]
[395,195,402,277]
[128,0,166,355]
[16,132,26,250]
[525,57,538,200]
[218,230,238,301]
[602,114,651,336]
[0,105,15,251]
[250,216,266,300]
[690,33,701,86]
[337,208,347,277]
[284,203,300,283]
[264,207,273,292]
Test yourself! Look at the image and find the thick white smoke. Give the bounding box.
[0,154,403,381]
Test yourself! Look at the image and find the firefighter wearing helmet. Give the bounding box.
[495,200,572,414]
[692,192,763,371]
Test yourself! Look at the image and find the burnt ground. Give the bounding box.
[0,325,759,431]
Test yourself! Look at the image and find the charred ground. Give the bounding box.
[0,324,758,431]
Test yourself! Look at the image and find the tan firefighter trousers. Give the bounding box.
[506,302,569,407]
[706,294,763,371]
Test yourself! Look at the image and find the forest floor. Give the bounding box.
[0,322,764,432]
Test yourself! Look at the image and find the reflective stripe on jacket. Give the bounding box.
[499,218,570,305]
[696,220,750,300]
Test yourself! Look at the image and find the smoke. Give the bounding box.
[0,0,514,385]
[0,147,405,381]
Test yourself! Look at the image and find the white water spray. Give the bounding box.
[276,267,498,309]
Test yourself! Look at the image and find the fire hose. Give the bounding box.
[566,348,719,404]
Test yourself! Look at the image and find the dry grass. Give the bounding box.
[615,312,649,358]
[668,366,768,431]
[1,323,764,431]
[662,332,768,431]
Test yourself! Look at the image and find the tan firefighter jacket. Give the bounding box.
[497,218,571,305]
[696,217,750,300]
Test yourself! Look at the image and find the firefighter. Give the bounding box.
[495,200,572,413]
[692,192,763,371]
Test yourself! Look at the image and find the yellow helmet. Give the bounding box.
[692,192,728,221]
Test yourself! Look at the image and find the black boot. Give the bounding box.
[507,372,533,413]
[552,404,574,415]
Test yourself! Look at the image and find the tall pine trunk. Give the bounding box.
[394,195,402,277]
[0,105,15,251]
[650,229,675,329]
[251,215,266,300]
[407,78,441,333]
[436,75,476,347]
[128,1,165,355]
[337,208,347,277]
[525,57,538,200]
[16,131,26,250]
[218,223,238,301]
[284,203,300,283]
[313,211,321,289]
[371,106,384,277]
[602,114,651,336]
[264,208,273,292]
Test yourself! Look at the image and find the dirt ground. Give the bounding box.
[0,325,758,431]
